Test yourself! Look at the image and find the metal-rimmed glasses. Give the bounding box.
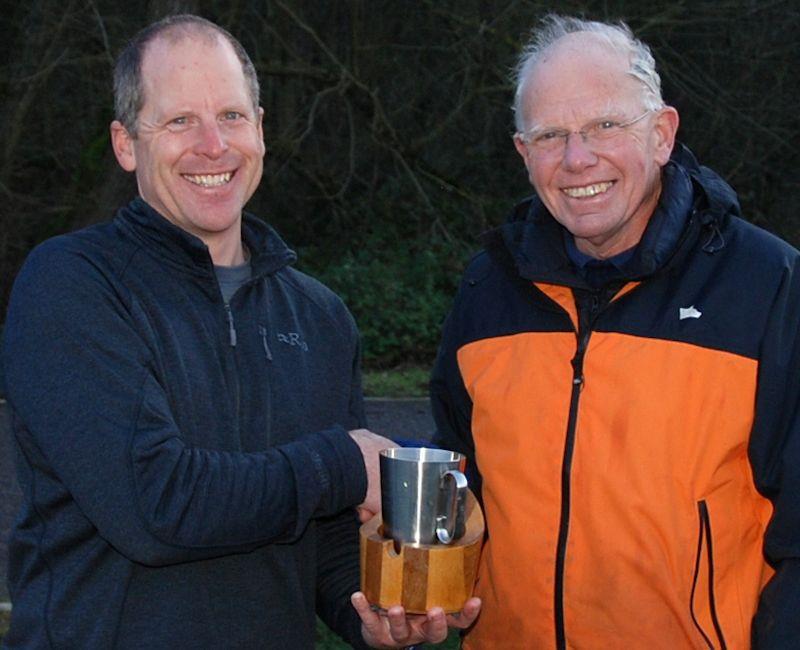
[515,109,654,158]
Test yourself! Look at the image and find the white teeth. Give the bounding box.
[183,172,232,187]
[562,182,613,198]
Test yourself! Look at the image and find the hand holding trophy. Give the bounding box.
[352,446,484,647]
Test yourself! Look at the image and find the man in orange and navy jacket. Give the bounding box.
[431,14,799,649]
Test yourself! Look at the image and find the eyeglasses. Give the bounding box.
[516,109,653,157]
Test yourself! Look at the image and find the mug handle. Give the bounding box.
[436,469,468,544]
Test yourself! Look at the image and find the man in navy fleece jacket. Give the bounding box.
[1,14,479,649]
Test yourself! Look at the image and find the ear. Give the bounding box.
[513,133,538,186]
[110,120,137,172]
[513,133,535,168]
[256,107,266,157]
[652,106,679,166]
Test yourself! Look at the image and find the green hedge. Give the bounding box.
[303,220,473,369]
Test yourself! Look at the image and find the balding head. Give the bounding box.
[512,14,664,133]
[113,14,260,138]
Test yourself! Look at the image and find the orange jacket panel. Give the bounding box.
[458,331,772,649]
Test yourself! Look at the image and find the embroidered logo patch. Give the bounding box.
[277,332,309,351]
[679,305,702,320]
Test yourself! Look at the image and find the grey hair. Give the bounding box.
[512,14,665,132]
[113,14,260,138]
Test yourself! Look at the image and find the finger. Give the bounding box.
[420,607,448,643]
[350,592,383,635]
[356,507,373,523]
[446,597,482,629]
[386,605,413,643]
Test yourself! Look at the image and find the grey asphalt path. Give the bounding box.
[0,397,434,604]
[364,396,435,444]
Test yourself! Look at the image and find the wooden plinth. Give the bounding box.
[360,489,484,614]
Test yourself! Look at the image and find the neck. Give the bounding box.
[207,232,247,266]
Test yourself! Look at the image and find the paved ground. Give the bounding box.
[0,397,433,604]
[364,396,436,444]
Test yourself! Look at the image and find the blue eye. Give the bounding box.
[223,111,242,121]
[171,116,188,126]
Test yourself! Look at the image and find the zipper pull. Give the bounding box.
[225,304,237,347]
[258,325,273,361]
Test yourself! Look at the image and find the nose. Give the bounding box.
[194,121,228,159]
[561,131,597,172]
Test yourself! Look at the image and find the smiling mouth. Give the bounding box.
[182,171,233,188]
[562,181,614,198]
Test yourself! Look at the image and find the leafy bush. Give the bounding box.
[304,224,471,369]
[362,366,431,397]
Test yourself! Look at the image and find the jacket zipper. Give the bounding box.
[258,325,273,361]
[258,305,274,443]
[224,303,237,347]
[554,291,599,650]
[690,500,727,650]
[223,302,241,421]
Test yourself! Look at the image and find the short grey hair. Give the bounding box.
[512,14,665,132]
[113,14,260,138]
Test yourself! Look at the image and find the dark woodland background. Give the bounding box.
[1,0,798,367]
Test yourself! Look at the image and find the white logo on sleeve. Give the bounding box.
[679,305,703,320]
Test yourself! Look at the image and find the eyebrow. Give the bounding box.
[525,111,628,134]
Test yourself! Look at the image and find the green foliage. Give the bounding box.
[302,214,472,368]
[363,366,431,398]
[314,617,345,648]
[311,243,455,367]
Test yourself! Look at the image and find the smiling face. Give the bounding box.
[514,33,678,259]
[111,30,265,264]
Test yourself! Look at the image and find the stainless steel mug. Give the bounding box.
[380,447,468,546]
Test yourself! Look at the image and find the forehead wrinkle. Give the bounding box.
[521,32,643,129]
[139,36,250,125]
[526,97,627,134]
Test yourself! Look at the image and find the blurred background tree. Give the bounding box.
[1,0,798,368]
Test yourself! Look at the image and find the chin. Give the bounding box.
[200,217,240,233]
[563,218,614,238]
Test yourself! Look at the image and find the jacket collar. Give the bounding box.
[484,143,736,287]
[115,197,297,280]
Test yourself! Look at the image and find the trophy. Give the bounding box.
[359,447,484,613]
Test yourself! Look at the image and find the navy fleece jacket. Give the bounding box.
[2,198,370,648]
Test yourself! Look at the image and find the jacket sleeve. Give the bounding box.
[314,510,370,649]
[1,240,367,567]
[750,256,800,647]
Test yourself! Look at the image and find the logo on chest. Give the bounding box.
[277,331,309,351]
[679,305,703,320]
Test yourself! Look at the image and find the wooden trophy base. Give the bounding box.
[359,489,484,614]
